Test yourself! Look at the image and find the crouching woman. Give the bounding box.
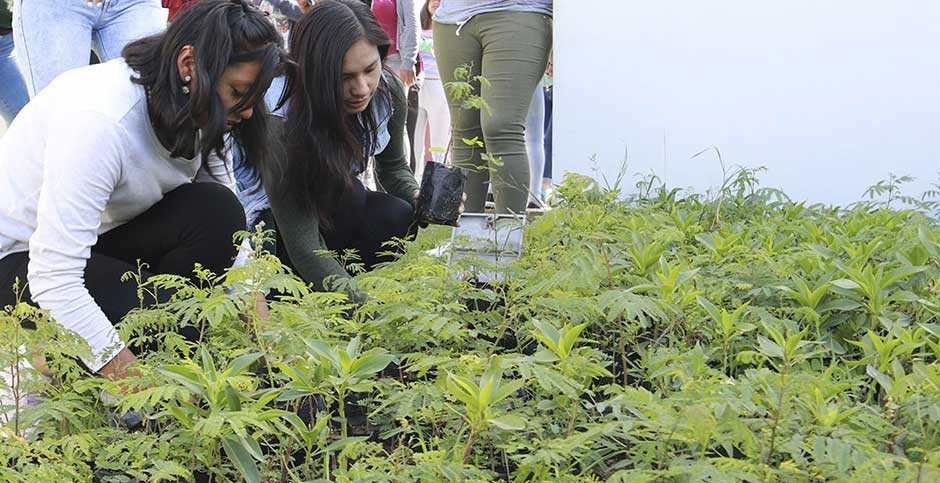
[0,0,287,382]
[249,0,422,303]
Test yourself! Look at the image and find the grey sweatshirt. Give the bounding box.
[397,0,421,71]
[432,0,552,25]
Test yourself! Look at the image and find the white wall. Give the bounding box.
[554,0,940,205]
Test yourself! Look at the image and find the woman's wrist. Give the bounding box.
[97,346,137,381]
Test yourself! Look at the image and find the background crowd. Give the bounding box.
[0,0,554,203]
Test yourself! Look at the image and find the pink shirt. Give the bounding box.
[372,0,399,57]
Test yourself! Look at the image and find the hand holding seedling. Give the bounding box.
[457,192,467,225]
[414,190,467,226]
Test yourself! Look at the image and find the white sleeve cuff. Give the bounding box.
[82,327,126,373]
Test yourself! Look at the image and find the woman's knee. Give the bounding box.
[481,112,526,150]
[168,183,247,235]
[367,193,414,241]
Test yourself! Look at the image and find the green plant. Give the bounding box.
[2,171,940,482]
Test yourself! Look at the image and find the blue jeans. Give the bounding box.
[13,0,165,97]
[0,32,28,123]
[524,79,545,204]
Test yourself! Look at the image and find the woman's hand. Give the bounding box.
[98,347,136,381]
[456,192,466,226]
[240,292,271,339]
[412,191,467,226]
[399,69,417,89]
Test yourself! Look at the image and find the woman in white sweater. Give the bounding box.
[0,0,286,382]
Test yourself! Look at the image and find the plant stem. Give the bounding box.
[337,391,349,471]
[338,392,348,439]
[11,319,21,437]
[617,315,628,387]
[722,338,729,375]
[462,428,478,464]
[765,362,790,466]
[564,407,578,439]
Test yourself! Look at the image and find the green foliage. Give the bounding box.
[4,172,940,482]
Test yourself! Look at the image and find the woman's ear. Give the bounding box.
[176,45,197,90]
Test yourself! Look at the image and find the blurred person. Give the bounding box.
[412,0,450,182]
[371,0,420,169]
[0,0,286,381]
[433,0,552,215]
[12,0,167,97]
[542,51,552,200]
[164,0,197,21]
[0,0,27,124]
[370,0,418,88]
[524,80,545,207]
[230,0,306,232]
[167,0,304,23]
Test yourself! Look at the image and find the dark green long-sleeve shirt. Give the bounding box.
[265,80,419,302]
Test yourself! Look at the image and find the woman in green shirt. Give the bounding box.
[254,0,423,302]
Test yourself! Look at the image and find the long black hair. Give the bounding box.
[123,0,288,175]
[276,0,399,227]
[421,0,433,30]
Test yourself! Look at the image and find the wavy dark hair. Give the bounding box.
[122,0,288,175]
[276,0,399,227]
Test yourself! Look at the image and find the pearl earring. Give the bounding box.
[182,75,192,95]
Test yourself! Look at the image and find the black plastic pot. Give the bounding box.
[415,161,466,226]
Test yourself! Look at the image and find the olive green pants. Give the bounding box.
[433,11,552,214]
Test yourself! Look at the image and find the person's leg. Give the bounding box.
[0,32,29,124]
[0,249,204,356]
[413,99,429,183]
[406,58,423,172]
[356,189,415,268]
[0,251,148,321]
[433,20,486,212]
[0,253,31,310]
[423,78,452,164]
[542,86,553,195]
[476,11,552,214]
[13,0,96,97]
[92,0,166,63]
[320,178,414,271]
[524,79,545,206]
[92,183,246,277]
[406,84,420,172]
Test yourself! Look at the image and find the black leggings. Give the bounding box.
[260,177,416,273]
[0,183,246,351]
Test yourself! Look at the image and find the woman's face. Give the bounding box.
[341,38,382,114]
[216,60,263,130]
[428,0,440,15]
[177,46,264,130]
